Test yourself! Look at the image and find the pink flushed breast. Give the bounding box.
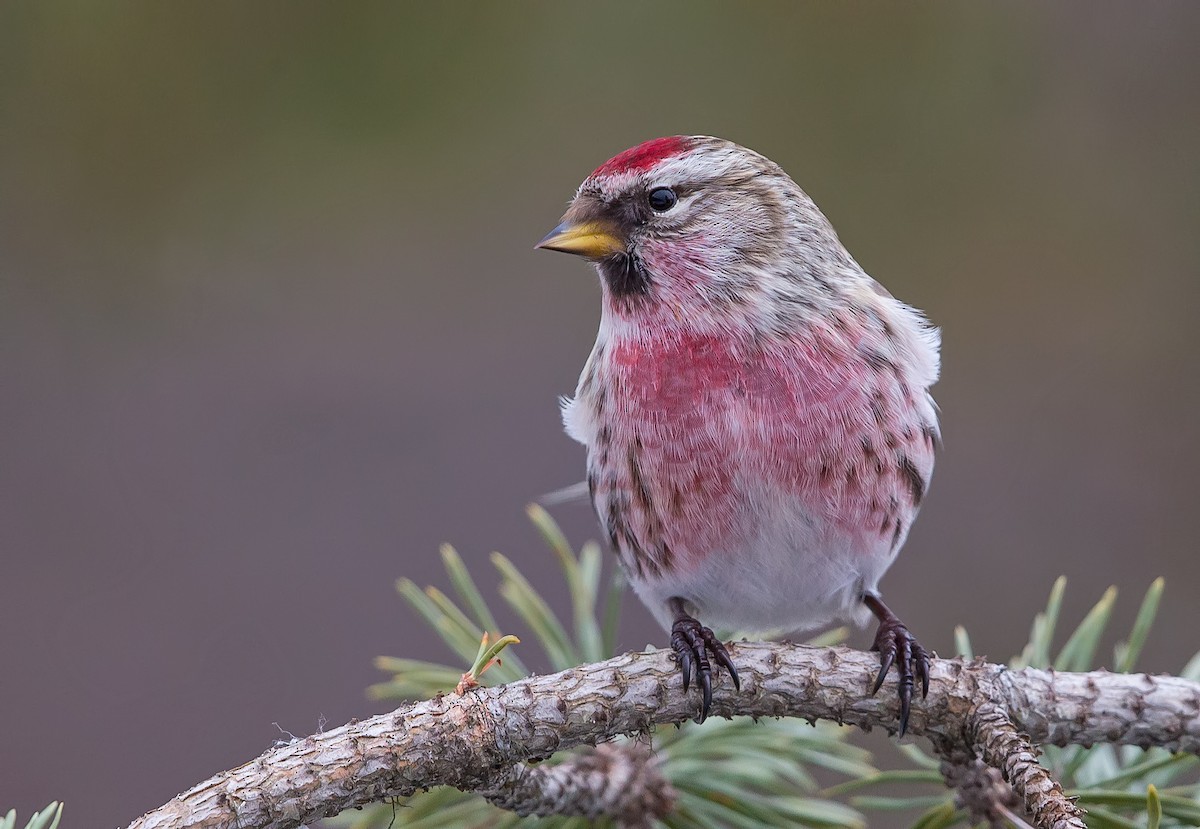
[590,317,935,577]
[591,136,693,178]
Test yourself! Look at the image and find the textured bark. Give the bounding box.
[125,643,1200,829]
[479,742,673,828]
[970,703,1085,829]
[936,747,1023,829]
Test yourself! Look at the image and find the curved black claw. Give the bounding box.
[669,616,739,723]
[869,616,930,738]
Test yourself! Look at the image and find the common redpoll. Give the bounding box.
[538,136,940,734]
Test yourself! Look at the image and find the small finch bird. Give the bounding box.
[537,136,940,734]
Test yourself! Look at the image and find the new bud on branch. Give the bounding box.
[539,136,941,733]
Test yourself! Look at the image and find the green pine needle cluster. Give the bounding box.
[840,576,1200,828]
[343,510,1199,828]
[1,804,62,829]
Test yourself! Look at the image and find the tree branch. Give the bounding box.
[125,642,1200,829]
[967,703,1086,829]
[478,741,673,827]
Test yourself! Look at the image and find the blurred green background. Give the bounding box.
[2,3,1198,825]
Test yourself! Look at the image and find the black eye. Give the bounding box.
[647,187,677,212]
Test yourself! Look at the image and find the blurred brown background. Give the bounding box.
[2,3,1199,825]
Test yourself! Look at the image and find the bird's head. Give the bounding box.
[537,136,853,331]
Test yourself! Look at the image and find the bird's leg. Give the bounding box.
[667,597,740,723]
[863,592,929,737]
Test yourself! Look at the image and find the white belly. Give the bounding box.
[626,479,900,636]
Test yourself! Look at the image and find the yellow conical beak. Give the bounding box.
[535,220,625,259]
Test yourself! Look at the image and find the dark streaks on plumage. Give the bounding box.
[597,423,612,465]
[810,272,834,293]
[870,390,888,427]
[772,288,817,312]
[604,495,630,570]
[861,437,885,475]
[897,455,926,505]
[669,483,685,518]
[629,446,653,515]
[622,439,674,575]
[921,422,940,449]
[657,541,674,572]
[864,303,896,338]
[860,346,898,376]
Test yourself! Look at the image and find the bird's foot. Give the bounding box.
[669,612,740,724]
[865,595,929,738]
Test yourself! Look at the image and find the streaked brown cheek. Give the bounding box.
[684,187,788,269]
[736,189,789,260]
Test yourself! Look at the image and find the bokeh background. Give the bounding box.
[3,3,1199,826]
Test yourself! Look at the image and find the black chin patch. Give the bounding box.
[599,253,652,299]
